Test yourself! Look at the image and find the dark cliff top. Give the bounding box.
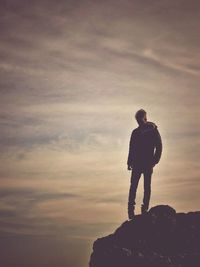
[89,205,200,267]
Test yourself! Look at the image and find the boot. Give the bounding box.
[141,204,148,215]
[128,205,135,220]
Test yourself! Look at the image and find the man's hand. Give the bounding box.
[127,165,132,171]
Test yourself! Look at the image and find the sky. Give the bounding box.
[0,0,200,266]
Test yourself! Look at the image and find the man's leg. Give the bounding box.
[128,169,142,219]
[142,168,153,213]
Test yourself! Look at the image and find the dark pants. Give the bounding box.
[128,167,153,210]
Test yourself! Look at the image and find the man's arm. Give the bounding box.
[153,128,162,165]
[127,131,135,170]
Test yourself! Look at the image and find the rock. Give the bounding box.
[89,205,200,267]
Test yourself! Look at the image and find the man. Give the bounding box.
[127,109,162,219]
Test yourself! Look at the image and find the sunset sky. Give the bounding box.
[0,0,200,266]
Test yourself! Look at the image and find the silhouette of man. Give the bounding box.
[127,109,162,219]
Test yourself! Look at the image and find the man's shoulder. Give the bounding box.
[130,128,140,139]
[131,128,139,134]
[146,121,158,129]
[131,122,159,135]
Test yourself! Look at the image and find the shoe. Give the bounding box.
[128,205,135,220]
[141,204,148,215]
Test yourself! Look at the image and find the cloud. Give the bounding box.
[0,1,200,266]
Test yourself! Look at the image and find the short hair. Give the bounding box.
[135,109,147,123]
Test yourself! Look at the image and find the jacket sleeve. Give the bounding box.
[153,128,162,164]
[127,131,135,166]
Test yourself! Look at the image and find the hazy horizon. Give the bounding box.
[0,0,200,266]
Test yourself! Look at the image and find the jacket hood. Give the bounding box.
[138,121,157,134]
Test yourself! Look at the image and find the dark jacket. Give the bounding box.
[127,121,162,170]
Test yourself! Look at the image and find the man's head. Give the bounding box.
[135,109,147,126]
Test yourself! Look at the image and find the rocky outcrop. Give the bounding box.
[89,205,200,267]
